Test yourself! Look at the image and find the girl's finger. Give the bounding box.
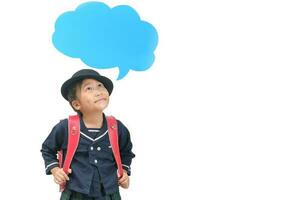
[119,178,128,185]
[57,173,65,181]
[118,178,125,183]
[62,172,70,181]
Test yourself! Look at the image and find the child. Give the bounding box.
[41,69,135,200]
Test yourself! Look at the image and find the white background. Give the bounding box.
[0,0,301,199]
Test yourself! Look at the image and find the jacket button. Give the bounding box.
[94,159,98,164]
[97,147,101,151]
[90,147,94,151]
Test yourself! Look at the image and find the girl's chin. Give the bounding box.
[96,104,108,111]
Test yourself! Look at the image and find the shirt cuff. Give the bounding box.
[122,164,131,176]
[45,162,59,175]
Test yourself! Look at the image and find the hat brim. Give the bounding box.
[61,74,113,101]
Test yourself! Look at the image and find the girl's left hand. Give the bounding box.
[118,170,129,189]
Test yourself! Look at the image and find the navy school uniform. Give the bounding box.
[41,114,135,199]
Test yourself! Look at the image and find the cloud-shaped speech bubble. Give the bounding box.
[52,1,158,80]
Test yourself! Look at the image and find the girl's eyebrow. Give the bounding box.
[82,82,92,88]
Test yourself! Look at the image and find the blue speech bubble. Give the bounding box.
[52,1,158,80]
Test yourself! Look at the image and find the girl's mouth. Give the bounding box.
[95,98,106,103]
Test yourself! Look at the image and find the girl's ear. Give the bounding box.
[71,100,81,111]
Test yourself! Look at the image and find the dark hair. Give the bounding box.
[66,80,83,116]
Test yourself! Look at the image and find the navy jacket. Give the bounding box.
[41,115,135,197]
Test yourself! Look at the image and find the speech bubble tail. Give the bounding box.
[117,68,129,80]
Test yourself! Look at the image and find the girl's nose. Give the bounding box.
[95,89,104,96]
[95,92,101,96]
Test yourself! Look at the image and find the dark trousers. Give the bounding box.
[60,189,121,200]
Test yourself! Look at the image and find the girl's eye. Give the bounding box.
[86,86,93,91]
[98,83,103,87]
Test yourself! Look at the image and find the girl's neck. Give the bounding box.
[82,112,103,128]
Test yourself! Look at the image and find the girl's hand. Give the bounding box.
[51,167,72,185]
[118,170,129,189]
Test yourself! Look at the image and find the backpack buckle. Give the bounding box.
[71,126,77,135]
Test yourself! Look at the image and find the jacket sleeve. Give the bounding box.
[117,120,135,176]
[41,119,67,175]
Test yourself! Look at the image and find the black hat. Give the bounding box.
[61,69,113,101]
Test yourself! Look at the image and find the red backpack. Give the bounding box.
[57,115,123,191]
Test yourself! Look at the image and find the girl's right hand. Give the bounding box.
[51,167,72,185]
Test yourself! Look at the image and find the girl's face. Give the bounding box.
[72,78,109,114]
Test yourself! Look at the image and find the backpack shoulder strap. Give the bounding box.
[63,115,80,173]
[59,114,80,191]
[106,116,123,178]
